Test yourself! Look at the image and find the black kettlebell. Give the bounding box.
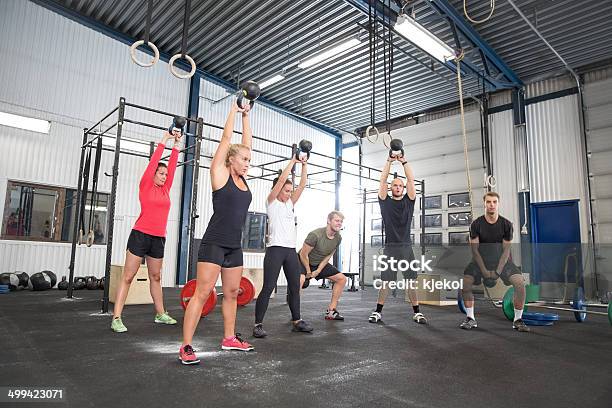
[73,277,87,290]
[98,277,105,290]
[483,277,497,288]
[236,80,261,109]
[16,272,29,289]
[58,276,69,290]
[86,276,98,290]
[295,139,312,161]
[389,139,404,158]
[168,116,186,135]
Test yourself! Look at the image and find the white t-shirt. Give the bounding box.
[266,198,296,248]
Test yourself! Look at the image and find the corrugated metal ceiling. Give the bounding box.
[37,0,612,133]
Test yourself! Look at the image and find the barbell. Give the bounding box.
[180,276,255,317]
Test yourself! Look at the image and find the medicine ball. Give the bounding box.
[0,272,20,291]
[28,272,53,291]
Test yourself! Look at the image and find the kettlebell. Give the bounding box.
[168,116,186,135]
[483,277,497,288]
[236,80,261,109]
[295,139,312,161]
[73,277,87,290]
[86,276,98,290]
[58,276,69,290]
[389,139,405,158]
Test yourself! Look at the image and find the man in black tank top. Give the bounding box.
[459,192,529,332]
[368,152,428,325]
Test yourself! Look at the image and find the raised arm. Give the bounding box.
[210,103,244,189]
[291,159,308,204]
[241,105,252,149]
[141,132,172,189]
[268,157,297,204]
[399,156,417,201]
[378,158,393,200]
[163,135,181,191]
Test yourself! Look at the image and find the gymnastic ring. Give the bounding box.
[365,125,379,144]
[86,230,95,247]
[129,40,160,68]
[382,132,392,148]
[169,54,196,79]
[486,175,497,188]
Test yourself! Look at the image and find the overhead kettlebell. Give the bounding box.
[295,139,312,161]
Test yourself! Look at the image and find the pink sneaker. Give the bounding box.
[221,333,254,351]
[179,344,200,365]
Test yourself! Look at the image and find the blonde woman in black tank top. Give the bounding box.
[180,101,254,365]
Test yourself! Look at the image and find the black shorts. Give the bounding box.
[381,245,417,281]
[298,260,341,280]
[198,243,243,268]
[463,261,521,286]
[126,229,165,259]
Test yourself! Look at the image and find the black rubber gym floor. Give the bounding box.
[1,287,611,408]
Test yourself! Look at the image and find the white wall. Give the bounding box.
[0,0,190,286]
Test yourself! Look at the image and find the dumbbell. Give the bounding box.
[295,139,312,161]
[236,80,261,109]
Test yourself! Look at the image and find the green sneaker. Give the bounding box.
[111,317,127,333]
[154,312,177,325]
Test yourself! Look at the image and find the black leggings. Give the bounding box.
[255,246,301,323]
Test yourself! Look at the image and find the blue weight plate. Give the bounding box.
[458,288,466,314]
[573,287,587,322]
[522,311,560,321]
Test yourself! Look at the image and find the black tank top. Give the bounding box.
[202,175,252,248]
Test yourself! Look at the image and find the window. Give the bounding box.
[242,212,267,252]
[2,181,108,244]
[423,214,442,228]
[371,218,382,231]
[423,195,442,209]
[421,233,442,245]
[371,235,384,247]
[449,231,470,244]
[448,192,471,208]
[448,212,472,227]
[61,189,109,244]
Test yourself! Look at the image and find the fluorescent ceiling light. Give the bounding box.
[259,74,286,89]
[101,135,151,155]
[298,37,361,69]
[0,111,50,134]
[394,14,455,63]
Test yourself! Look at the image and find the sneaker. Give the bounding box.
[413,312,427,324]
[111,317,127,333]
[513,319,531,332]
[221,333,254,351]
[154,312,177,325]
[459,317,478,330]
[325,309,344,321]
[179,344,200,365]
[369,311,382,323]
[253,324,267,338]
[292,320,313,333]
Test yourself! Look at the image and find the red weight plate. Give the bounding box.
[237,276,255,306]
[180,279,218,317]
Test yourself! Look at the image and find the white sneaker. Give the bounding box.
[413,312,427,324]
[369,311,382,323]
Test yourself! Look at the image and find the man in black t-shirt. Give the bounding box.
[368,150,427,325]
[460,192,529,332]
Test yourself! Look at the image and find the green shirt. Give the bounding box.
[303,227,342,266]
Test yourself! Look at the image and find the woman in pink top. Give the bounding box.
[111,130,181,333]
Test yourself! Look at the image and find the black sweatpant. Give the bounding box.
[255,246,301,323]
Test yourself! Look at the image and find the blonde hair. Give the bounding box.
[327,210,345,222]
[225,143,250,167]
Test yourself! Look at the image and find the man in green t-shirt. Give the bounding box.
[298,211,346,320]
